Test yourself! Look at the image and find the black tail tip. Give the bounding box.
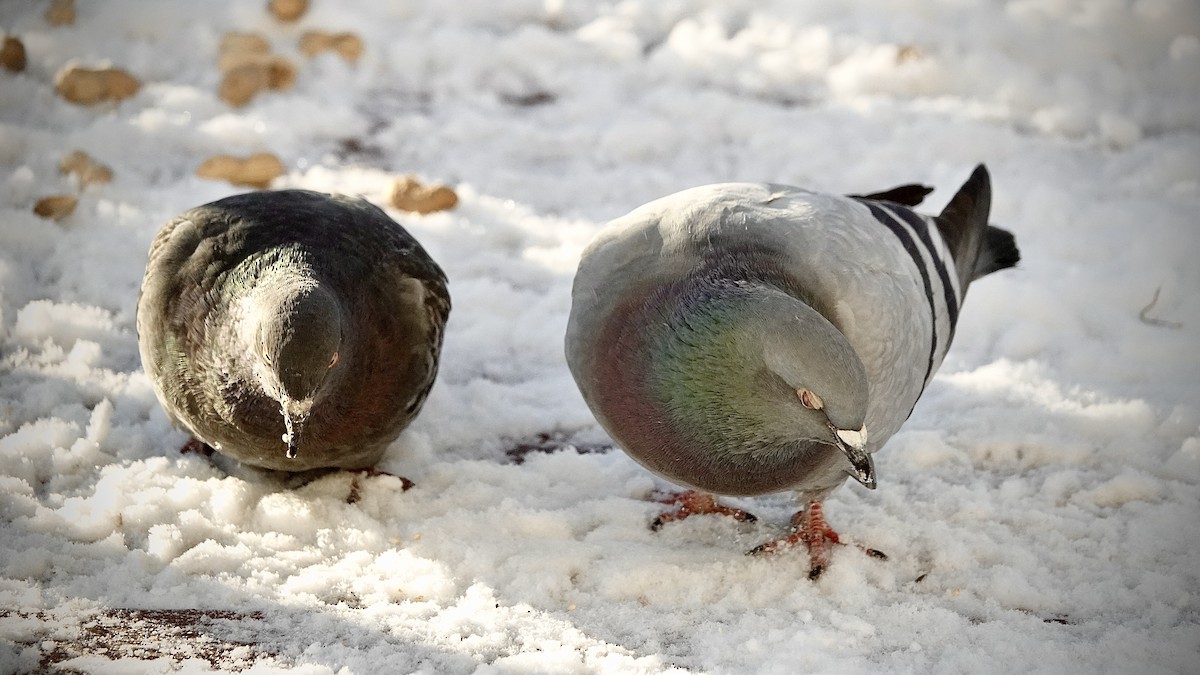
[975,225,1021,277]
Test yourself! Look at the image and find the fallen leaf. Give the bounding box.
[896,44,925,64]
[218,55,295,106]
[104,69,140,100]
[390,175,458,214]
[330,33,364,63]
[196,152,285,189]
[219,63,270,107]
[45,0,74,26]
[60,150,114,186]
[218,32,271,70]
[263,55,296,90]
[1,36,26,73]
[299,31,364,63]
[268,0,309,23]
[55,64,141,105]
[34,194,78,220]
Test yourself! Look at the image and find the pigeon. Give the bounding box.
[137,189,450,472]
[565,165,1018,576]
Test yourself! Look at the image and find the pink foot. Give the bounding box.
[179,439,214,457]
[650,490,757,531]
[748,501,886,579]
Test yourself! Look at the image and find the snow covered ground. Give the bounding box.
[1,0,1198,672]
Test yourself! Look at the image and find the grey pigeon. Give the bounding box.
[565,165,1018,575]
[137,189,450,472]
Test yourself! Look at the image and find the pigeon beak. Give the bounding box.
[280,397,313,460]
[832,424,875,489]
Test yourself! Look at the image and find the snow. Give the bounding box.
[1,0,1199,672]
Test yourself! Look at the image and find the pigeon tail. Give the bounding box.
[933,164,995,290]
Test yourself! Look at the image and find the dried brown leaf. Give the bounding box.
[1,36,26,73]
[220,32,271,57]
[34,194,78,220]
[45,0,75,26]
[331,33,364,63]
[390,175,458,214]
[268,0,309,23]
[104,69,140,100]
[896,44,925,64]
[60,150,114,186]
[300,31,364,63]
[196,152,285,189]
[298,31,332,57]
[55,64,141,105]
[219,64,270,107]
[265,55,296,90]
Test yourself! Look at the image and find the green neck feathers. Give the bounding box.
[645,280,796,455]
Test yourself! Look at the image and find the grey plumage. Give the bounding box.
[566,165,1017,517]
[137,189,450,472]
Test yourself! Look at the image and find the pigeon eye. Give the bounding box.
[797,388,824,410]
[328,352,339,369]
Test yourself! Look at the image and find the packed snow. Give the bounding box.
[1,0,1198,672]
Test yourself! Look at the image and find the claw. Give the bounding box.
[650,490,757,530]
[747,501,886,578]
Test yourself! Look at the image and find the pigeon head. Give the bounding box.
[630,276,874,492]
[251,281,345,459]
[756,293,874,489]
